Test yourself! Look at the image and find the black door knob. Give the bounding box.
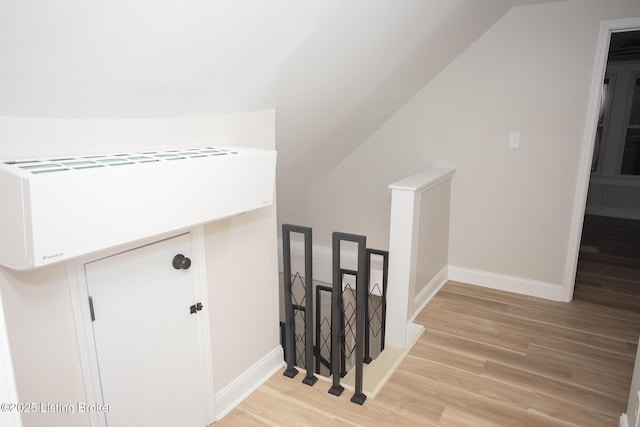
[172,254,192,270]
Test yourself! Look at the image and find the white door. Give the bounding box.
[85,233,206,427]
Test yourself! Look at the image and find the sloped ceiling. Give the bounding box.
[0,0,562,211]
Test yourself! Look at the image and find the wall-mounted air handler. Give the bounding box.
[0,146,277,270]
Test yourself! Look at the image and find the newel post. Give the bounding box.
[385,168,455,348]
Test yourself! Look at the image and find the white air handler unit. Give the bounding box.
[0,146,277,270]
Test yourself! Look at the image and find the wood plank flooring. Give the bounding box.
[214,215,640,426]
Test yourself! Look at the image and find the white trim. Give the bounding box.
[406,323,424,348]
[448,266,565,302]
[565,17,640,302]
[67,261,106,427]
[388,168,456,192]
[386,188,421,348]
[0,288,22,427]
[620,413,629,427]
[67,227,214,427]
[411,265,448,322]
[214,346,284,421]
[190,226,217,424]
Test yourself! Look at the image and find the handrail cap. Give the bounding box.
[389,167,455,192]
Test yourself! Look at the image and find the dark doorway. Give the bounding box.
[576,30,640,310]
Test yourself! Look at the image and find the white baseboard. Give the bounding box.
[215,346,284,420]
[411,266,448,322]
[447,266,566,302]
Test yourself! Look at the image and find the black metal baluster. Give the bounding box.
[315,285,333,376]
[351,235,367,405]
[328,232,367,405]
[282,224,318,386]
[379,250,389,354]
[364,252,372,364]
[365,249,389,360]
[282,225,298,379]
[339,269,357,378]
[328,232,345,397]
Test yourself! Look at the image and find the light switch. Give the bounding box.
[509,132,520,149]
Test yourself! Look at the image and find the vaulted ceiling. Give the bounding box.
[0,0,565,207]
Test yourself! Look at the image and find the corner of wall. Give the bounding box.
[214,346,284,421]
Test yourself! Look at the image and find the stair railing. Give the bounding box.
[282,225,387,406]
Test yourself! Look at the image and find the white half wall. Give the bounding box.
[386,168,454,348]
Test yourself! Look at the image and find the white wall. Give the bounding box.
[291,0,640,300]
[0,287,23,427]
[0,0,516,231]
[0,112,275,159]
[0,111,279,427]
[204,207,280,390]
[0,263,90,427]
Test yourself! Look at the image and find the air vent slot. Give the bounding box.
[3,146,239,175]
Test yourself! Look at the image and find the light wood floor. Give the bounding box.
[214,278,640,426]
[214,215,640,426]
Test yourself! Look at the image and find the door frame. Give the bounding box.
[564,16,640,302]
[67,226,215,427]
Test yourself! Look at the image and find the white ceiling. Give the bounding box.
[0,0,564,205]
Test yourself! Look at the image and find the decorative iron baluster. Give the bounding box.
[340,269,357,377]
[292,304,306,368]
[282,224,318,386]
[328,232,367,405]
[315,285,332,376]
[365,249,389,362]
